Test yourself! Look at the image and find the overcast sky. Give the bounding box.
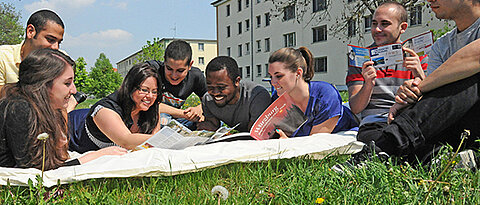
[10,0,217,69]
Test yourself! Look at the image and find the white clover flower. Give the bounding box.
[211,185,229,200]
[37,133,49,140]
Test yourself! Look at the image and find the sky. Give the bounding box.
[10,0,217,69]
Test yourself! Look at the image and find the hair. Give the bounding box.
[164,40,192,66]
[117,63,162,134]
[0,48,74,170]
[26,9,64,38]
[377,1,408,23]
[205,56,240,82]
[268,47,315,82]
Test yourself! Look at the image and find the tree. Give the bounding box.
[0,2,24,45]
[74,57,92,93]
[269,0,427,42]
[88,53,123,98]
[135,37,165,63]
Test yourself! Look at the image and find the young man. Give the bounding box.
[358,0,480,163]
[197,56,271,132]
[147,40,207,130]
[346,2,426,142]
[0,9,64,91]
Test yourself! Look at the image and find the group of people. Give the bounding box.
[1,0,480,171]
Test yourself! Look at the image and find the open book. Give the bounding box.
[348,31,433,69]
[134,93,307,150]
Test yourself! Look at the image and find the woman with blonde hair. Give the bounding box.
[268,47,358,138]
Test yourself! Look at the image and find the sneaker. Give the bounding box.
[332,141,390,174]
[454,149,478,171]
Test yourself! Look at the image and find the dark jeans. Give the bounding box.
[367,73,480,161]
[357,122,388,143]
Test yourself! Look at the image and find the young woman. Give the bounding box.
[268,47,358,138]
[0,48,127,170]
[70,63,163,153]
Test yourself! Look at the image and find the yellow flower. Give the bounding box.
[316,197,325,204]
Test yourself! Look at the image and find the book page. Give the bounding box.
[369,44,403,69]
[347,45,370,68]
[402,31,433,57]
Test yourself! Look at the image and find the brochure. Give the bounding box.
[347,31,433,69]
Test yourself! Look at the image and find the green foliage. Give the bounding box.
[74,57,92,93]
[87,53,123,98]
[181,94,201,109]
[75,99,100,110]
[0,2,23,45]
[431,22,454,41]
[135,37,165,63]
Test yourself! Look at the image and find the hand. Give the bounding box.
[78,146,128,164]
[403,47,425,79]
[361,61,377,86]
[395,77,422,105]
[183,106,204,122]
[276,129,289,139]
[388,103,410,124]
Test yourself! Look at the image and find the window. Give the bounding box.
[226,5,230,16]
[314,57,327,73]
[283,5,295,21]
[284,32,296,47]
[227,47,231,56]
[238,44,242,57]
[245,0,249,8]
[410,5,422,26]
[264,38,270,52]
[245,19,250,31]
[313,0,326,12]
[348,20,356,37]
[246,66,251,78]
[238,22,242,34]
[227,26,231,37]
[364,15,372,32]
[257,65,262,77]
[313,25,327,43]
[265,12,271,26]
[256,40,261,52]
[239,67,243,78]
[245,42,250,55]
[238,0,242,11]
[348,0,357,2]
[256,15,261,28]
[264,64,269,77]
[198,43,204,51]
[256,0,261,3]
[198,57,205,65]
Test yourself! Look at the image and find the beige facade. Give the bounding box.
[211,0,447,89]
[116,38,217,77]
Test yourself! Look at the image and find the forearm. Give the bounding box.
[419,40,480,93]
[348,84,374,114]
[111,133,151,150]
[159,103,185,118]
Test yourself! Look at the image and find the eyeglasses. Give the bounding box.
[137,87,158,95]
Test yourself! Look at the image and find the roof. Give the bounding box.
[117,49,142,64]
[211,0,229,7]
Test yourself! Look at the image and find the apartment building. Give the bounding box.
[117,38,217,77]
[211,0,446,89]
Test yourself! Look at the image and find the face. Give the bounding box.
[131,77,158,112]
[26,20,64,52]
[268,62,299,96]
[371,6,406,46]
[164,58,192,85]
[206,69,240,107]
[48,65,76,110]
[427,0,464,20]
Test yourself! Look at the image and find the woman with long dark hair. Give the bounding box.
[0,48,126,170]
[268,47,358,138]
[70,63,163,153]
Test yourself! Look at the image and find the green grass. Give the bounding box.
[1,153,479,204]
[76,99,100,110]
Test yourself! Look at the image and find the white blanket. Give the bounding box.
[0,131,363,187]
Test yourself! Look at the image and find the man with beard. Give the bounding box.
[197,56,271,132]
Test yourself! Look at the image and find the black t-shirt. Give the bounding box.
[152,60,207,108]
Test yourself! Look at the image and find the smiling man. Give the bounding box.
[345,1,426,143]
[0,9,64,91]
[147,40,207,130]
[197,56,271,132]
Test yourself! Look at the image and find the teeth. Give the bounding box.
[215,96,224,101]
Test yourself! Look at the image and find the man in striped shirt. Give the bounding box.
[345,2,426,143]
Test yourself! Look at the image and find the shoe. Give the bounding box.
[454,149,478,171]
[332,141,390,174]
